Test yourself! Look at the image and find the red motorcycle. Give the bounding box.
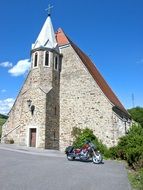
[65,141,103,164]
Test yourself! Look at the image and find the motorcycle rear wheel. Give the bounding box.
[67,155,75,161]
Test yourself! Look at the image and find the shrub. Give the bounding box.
[72,127,109,157]
[93,138,109,158]
[4,138,14,144]
[109,146,119,159]
[109,124,143,169]
[9,139,14,144]
[72,128,96,148]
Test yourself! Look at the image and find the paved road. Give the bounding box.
[0,148,131,190]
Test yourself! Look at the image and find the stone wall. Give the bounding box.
[59,45,127,151]
[2,75,47,148]
[1,72,32,145]
[112,112,131,146]
[2,49,60,149]
[45,51,60,150]
[2,44,129,151]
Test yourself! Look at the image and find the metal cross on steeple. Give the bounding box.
[45,4,54,16]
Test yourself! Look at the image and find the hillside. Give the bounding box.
[0,114,8,138]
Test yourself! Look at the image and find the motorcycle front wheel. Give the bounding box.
[92,153,103,164]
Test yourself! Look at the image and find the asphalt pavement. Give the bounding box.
[0,144,131,190]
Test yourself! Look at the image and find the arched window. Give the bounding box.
[45,51,49,66]
[54,55,58,70]
[33,52,38,68]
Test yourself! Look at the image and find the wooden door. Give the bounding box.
[30,128,36,147]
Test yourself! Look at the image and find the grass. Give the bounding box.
[128,168,143,190]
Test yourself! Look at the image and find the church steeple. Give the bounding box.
[32,15,57,50]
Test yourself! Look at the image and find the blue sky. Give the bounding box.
[0,0,143,114]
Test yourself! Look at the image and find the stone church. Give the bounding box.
[2,15,131,151]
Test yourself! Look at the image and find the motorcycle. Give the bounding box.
[65,141,103,164]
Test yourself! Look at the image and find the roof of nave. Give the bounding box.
[56,28,129,116]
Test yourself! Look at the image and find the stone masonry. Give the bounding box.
[59,44,130,151]
[2,49,60,149]
[1,16,131,151]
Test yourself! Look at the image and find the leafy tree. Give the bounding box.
[128,107,143,127]
[0,114,8,138]
[0,114,8,120]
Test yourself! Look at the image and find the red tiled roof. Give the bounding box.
[56,28,129,115]
[56,28,69,46]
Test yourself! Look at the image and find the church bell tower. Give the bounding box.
[30,13,60,149]
[31,14,60,89]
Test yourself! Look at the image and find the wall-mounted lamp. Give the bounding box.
[27,99,35,115]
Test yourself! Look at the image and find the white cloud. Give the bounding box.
[8,59,31,76]
[0,61,13,68]
[1,89,6,93]
[0,98,15,115]
[136,59,143,64]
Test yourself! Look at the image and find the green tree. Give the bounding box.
[128,107,143,127]
[0,114,8,138]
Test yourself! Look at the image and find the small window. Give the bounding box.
[54,56,58,70]
[34,52,38,68]
[45,51,50,66]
